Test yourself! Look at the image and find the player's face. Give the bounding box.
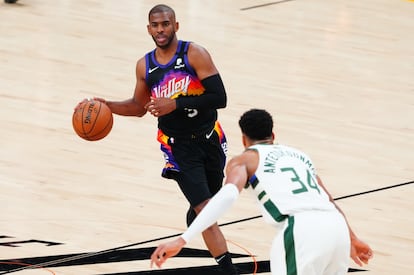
[147,12,178,49]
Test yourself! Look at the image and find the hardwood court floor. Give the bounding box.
[0,0,413,274]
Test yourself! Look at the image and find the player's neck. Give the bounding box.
[251,139,273,145]
[155,39,178,64]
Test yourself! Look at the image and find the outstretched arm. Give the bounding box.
[150,153,254,268]
[316,175,373,266]
[150,184,240,268]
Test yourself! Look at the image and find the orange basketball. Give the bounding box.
[72,100,113,141]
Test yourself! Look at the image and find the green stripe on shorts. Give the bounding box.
[284,216,297,275]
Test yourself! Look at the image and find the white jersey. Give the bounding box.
[248,144,336,226]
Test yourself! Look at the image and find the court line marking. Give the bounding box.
[240,0,295,11]
[1,180,411,274]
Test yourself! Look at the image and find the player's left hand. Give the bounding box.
[150,237,186,268]
[350,237,373,266]
[74,98,89,112]
[145,97,176,117]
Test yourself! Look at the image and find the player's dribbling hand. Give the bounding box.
[92,97,106,104]
[74,97,107,112]
[150,237,186,268]
[350,237,373,266]
[74,98,89,112]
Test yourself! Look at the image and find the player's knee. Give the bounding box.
[193,199,210,214]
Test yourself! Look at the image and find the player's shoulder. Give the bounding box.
[187,42,211,58]
[136,55,147,65]
[188,41,205,50]
[135,56,147,76]
[228,149,257,165]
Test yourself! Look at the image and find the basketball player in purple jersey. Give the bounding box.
[86,4,238,274]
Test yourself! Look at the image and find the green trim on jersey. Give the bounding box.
[263,199,287,222]
[284,216,298,275]
[250,174,287,222]
[258,191,266,200]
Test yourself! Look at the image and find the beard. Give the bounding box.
[152,31,176,49]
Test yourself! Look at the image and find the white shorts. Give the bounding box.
[270,210,350,275]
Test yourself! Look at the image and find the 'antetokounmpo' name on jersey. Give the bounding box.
[264,147,315,174]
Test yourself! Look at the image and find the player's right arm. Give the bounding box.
[132,57,151,116]
[316,175,373,266]
[224,150,259,191]
[94,57,150,117]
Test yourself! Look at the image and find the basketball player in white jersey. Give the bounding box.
[151,108,373,274]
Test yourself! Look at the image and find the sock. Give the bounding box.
[215,252,239,274]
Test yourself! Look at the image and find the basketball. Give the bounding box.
[72,100,113,141]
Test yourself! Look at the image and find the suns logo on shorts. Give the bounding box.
[221,141,228,156]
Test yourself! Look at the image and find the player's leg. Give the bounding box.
[202,130,239,274]
[320,212,350,275]
[270,214,324,275]
[270,223,289,275]
[192,199,229,255]
[171,141,238,274]
[186,206,197,226]
[176,171,238,274]
[186,135,224,226]
[270,213,335,275]
[293,211,349,275]
[193,199,238,274]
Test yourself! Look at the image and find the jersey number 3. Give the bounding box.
[184,108,198,118]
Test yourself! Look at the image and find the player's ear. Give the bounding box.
[175,21,179,31]
[271,132,275,142]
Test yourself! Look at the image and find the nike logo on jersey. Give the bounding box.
[148,66,159,73]
[206,128,215,139]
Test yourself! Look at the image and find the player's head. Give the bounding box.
[239,109,274,146]
[147,4,179,49]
